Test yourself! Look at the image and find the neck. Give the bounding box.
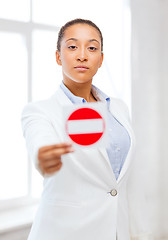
[63,79,96,102]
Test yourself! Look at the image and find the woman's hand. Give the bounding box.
[38,142,74,175]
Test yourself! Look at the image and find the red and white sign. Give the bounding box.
[64,103,107,147]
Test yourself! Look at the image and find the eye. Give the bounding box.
[88,47,98,51]
[68,45,77,50]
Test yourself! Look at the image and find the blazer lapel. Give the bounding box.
[109,98,135,183]
[98,147,117,183]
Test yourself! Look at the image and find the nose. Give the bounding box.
[77,47,88,62]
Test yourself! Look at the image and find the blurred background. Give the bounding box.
[0,0,167,239]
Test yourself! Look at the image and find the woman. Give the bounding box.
[22,19,151,240]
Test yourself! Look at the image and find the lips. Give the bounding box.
[74,65,89,70]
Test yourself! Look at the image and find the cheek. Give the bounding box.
[61,52,74,66]
[61,56,70,68]
[92,56,102,69]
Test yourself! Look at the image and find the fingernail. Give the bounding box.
[68,147,75,152]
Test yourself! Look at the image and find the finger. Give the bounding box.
[39,146,74,161]
[39,142,73,153]
[39,158,61,173]
[44,162,63,174]
[42,158,61,168]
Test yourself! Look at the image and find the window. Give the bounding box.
[0,0,30,22]
[0,0,131,207]
[0,32,28,200]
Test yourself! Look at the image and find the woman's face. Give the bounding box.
[56,23,103,85]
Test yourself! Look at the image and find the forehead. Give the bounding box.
[63,23,101,41]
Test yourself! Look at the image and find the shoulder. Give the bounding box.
[21,99,53,120]
[110,97,131,123]
[91,85,131,121]
[21,88,63,117]
[110,97,129,112]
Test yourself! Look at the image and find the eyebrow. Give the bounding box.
[65,38,78,42]
[65,38,100,45]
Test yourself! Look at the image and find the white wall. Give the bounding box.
[131,0,168,239]
[159,0,168,237]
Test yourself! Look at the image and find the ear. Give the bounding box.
[56,50,62,66]
[98,52,104,68]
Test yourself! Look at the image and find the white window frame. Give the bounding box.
[0,16,59,211]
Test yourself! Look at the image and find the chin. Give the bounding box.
[72,75,95,84]
[73,78,93,84]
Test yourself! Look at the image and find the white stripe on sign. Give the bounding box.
[67,119,104,134]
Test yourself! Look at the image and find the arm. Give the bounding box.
[21,102,74,176]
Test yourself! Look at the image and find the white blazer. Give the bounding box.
[21,87,152,240]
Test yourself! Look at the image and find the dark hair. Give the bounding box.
[57,18,103,52]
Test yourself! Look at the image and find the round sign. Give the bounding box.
[65,107,105,146]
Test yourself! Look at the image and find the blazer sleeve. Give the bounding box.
[21,102,59,175]
[117,101,154,239]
